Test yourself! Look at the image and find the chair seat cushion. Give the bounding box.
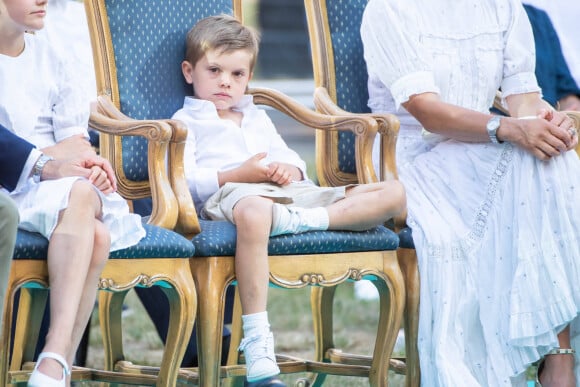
[398,226,415,249]
[13,224,195,260]
[191,219,399,257]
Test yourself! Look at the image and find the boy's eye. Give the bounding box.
[233,71,244,77]
[209,67,219,73]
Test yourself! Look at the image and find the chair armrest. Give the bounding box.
[313,87,408,229]
[90,96,200,234]
[313,86,400,182]
[249,86,380,185]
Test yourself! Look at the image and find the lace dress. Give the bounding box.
[361,0,580,385]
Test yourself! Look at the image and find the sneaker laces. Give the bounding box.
[238,333,276,366]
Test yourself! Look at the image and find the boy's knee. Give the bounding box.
[233,197,273,227]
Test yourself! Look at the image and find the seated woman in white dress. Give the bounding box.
[361,0,580,386]
[0,2,145,386]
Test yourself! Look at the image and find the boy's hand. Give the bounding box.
[265,162,303,186]
[232,153,270,183]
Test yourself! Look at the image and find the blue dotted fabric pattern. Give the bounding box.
[190,219,399,257]
[105,0,234,181]
[13,224,195,260]
[327,0,371,174]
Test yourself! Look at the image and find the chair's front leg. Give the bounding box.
[397,247,420,387]
[158,266,197,387]
[98,290,128,373]
[309,285,335,387]
[191,257,235,387]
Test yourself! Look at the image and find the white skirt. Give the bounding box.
[9,176,145,252]
[396,126,580,386]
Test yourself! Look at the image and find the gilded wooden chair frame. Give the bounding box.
[304,0,421,386]
[1,98,198,387]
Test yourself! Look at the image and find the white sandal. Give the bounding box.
[535,348,575,387]
[28,351,70,387]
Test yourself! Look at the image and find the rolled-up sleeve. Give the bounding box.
[500,2,541,99]
[361,0,439,109]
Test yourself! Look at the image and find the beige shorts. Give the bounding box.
[203,181,348,223]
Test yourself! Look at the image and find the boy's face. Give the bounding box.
[0,0,47,32]
[182,48,253,111]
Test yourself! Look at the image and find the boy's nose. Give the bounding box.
[220,74,231,87]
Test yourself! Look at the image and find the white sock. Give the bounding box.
[242,311,270,338]
[270,204,329,236]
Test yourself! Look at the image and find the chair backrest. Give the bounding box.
[85,0,241,192]
[305,0,370,186]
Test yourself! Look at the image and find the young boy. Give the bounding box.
[173,15,406,386]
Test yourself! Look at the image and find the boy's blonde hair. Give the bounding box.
[185,14,260,71]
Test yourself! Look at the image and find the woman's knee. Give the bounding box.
[69,180,101,212]
[92,221,110,269]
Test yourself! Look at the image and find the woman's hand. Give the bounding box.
[503,110,577,160]
[41,134,95,159]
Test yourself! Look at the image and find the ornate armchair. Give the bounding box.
[304,0,420,386]
[85,0,406,386]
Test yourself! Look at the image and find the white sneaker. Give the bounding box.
[238,332,280,382]
[270,204,328,236]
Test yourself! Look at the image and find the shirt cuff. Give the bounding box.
[15,148,43,191]
[390,71,440,110]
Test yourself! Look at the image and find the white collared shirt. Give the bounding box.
[172,96,308,210]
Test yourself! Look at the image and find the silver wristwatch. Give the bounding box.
[32,154,54,183]
[486,115,503,144]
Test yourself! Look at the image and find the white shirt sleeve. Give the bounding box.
[500,1,541,99]
[361,0,439,109]
[14,148,42,192]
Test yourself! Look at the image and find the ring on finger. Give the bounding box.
[569,127,578,137]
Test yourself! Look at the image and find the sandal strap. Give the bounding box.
[36,352,71,376]
[547,348,575,356]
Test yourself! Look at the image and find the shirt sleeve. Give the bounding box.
[360,0,439,109]
[255,110,308,181]
[500,1,541,99]
[51,52,90,142]
[173,110,221,211]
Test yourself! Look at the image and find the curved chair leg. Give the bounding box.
[309,285,335,387]
[397,247,420,387]
[11,287,49,373]
[98,289,127,379]
[223,288,244,387]
[370,264,405,387]
[191,257,235,387]
[158,269,197,387]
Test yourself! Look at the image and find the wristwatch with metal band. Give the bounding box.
[32,154,54,183]
[486,115,503,144]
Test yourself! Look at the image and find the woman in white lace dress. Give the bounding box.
[361,0,580,386]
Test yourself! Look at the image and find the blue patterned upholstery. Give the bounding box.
[192,219,398,257]
[105,0,234,181]
[13,224,195,260]
[325,0,415,248]
[326,0,370,174]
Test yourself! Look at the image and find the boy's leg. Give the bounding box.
[270,180,405,236]
[232,197,283,384]
[326,180,405,230]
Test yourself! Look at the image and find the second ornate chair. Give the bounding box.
[304,0,420,386]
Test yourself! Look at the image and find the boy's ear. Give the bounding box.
[181,61,194,84]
